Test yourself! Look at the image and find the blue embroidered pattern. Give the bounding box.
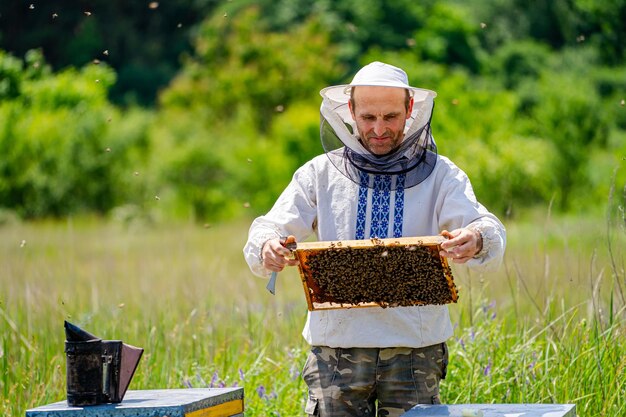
[393,174,405,238]
[355,173,405,240]
[370,175,392,238]
[355,171,369,240]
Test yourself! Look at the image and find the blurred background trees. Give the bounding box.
[0,0,625,222]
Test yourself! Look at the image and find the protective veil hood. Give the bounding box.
[319,61,437,190]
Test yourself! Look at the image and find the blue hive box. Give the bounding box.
[401,403,576,417]
[26,388,244,417]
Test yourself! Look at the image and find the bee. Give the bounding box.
[304,242,457,308]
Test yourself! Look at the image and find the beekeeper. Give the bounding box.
[243,61,506,417]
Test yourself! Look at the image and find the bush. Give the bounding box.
[148,103,300,221]
[0,50,24,100]
[0,50,153,218]
[523,72,611,210]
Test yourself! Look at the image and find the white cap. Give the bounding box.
[350,61,412,89]
[320,61,436,102]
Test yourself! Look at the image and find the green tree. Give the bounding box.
[471,0,626,65]
[152,4,349,219]
[572,0,626,64]
[0,0,214,105]
[486,40,551,90]
[250,0,434,61]
[412,3,483,73]
[161,6,343,133]
[520,72,611,210]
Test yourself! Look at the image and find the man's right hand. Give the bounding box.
[261,236,299,272]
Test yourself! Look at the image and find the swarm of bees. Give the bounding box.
[296,237,458,310]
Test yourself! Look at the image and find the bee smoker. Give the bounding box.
[64,321,143,406]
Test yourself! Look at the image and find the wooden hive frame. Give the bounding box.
[294,236,457,311]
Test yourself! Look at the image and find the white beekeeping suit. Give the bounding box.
[243,61,506,348]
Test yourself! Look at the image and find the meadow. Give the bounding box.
[1,211,625,416]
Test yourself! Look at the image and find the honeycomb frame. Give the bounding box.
[294,236,458,311]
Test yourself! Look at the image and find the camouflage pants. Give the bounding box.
[302,344,448,417]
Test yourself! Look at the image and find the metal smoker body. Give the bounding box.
[64,321,143,406]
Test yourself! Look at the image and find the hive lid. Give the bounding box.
[294,236,457,311]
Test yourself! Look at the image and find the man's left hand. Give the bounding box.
[439,228,482,264]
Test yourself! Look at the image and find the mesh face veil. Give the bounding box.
[319,62,437,190]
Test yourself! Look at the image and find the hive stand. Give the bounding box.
[25,388,244,417]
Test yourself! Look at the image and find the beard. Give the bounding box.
[359,129,404,156]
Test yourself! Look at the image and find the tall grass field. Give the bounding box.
[1,212,625,416]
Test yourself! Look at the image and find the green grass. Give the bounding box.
[1,213,625,416]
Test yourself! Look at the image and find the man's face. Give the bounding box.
[349,86,413,155]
